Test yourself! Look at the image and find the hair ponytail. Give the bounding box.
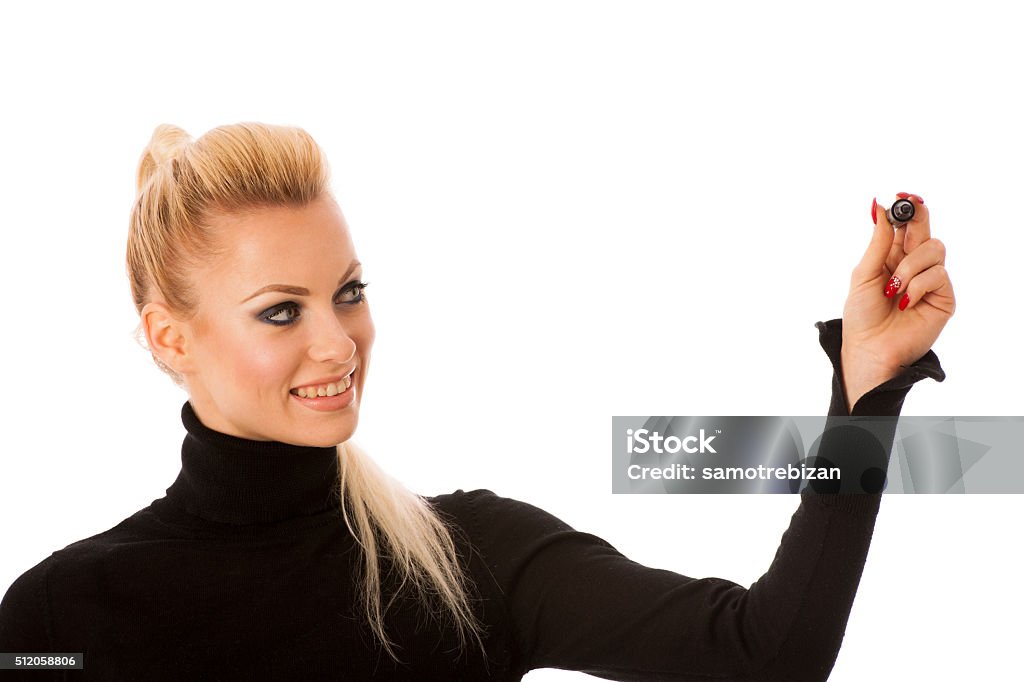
[338,440,487,663]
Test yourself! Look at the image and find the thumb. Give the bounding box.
[855,197,895,279]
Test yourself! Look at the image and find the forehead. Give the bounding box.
[202,198,355,285]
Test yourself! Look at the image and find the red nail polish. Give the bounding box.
[896,192,910,199]
[910,193,925,205]
[884,275,901,298]
[871,197,877,223]
[898,293,910,311]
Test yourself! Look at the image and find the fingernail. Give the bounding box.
[898,293,910,311]
[884,275,901,298]
[871,197,878,223]
[910,193,925,205]
[896,192,910,199]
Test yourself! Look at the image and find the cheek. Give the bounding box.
[222,329,296,391]
[354,318,375,393]
[355,313,376,356]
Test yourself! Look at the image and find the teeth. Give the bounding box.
[294,372,353,399]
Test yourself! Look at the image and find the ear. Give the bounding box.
[141,301,195,375]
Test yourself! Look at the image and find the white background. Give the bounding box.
[1,1,1021,679]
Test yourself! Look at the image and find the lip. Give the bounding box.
[291,367,356,392]
[290,370,357,412]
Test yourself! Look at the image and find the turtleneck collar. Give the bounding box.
[164,400,342,525]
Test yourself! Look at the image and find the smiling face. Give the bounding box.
[164,194,375,446]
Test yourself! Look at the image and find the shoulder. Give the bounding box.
[0,552,58,649]
[426,488,617,573]
[47,505,165,563]
[1,552,56,611]
[2,505,166,608]
[428,488,577,535]
[0,502,182,649]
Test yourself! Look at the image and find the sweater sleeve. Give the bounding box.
[466,318,945,681]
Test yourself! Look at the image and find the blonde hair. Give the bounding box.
[126,122,487,665]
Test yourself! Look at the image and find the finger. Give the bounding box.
[855,197,896,281]
[898,262,956,316]
[893,192,930,253]
[882,238,947,300]
[885,224,907,276]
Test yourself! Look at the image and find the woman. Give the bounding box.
[0,122,954,680]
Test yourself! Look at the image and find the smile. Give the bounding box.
[289,369,357,412]
[290,373,352,398]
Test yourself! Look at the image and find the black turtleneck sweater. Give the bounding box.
[0,319,945,681]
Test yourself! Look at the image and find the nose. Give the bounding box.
[307,308,358,365]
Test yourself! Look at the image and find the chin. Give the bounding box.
[296,414,358,448]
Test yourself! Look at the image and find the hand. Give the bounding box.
[840,193,956,412]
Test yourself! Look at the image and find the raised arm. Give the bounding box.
[466,320,943,681]
[466,193,953,680]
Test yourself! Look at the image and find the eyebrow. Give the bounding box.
[241,260,361,303]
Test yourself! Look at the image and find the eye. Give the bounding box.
[338,280,369,304]
[262,305,301,326]
[258,280,369,326]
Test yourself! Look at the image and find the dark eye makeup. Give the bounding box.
[258,280,369,326]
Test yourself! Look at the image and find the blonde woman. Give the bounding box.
[0,123,954,680]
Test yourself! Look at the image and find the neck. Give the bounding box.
[164,400,342,525]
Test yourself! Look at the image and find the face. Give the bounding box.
[146,195,374,446]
